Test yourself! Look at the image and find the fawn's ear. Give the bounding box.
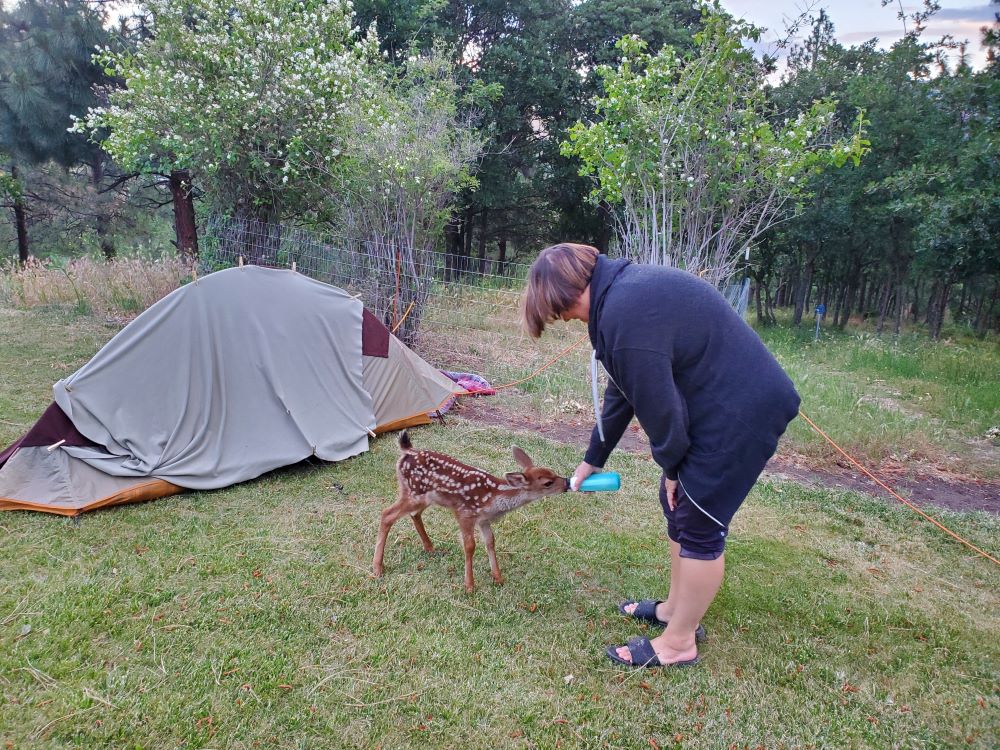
[511,446,533,470]
[504,472,529,488]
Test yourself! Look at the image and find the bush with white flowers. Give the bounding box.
[314,49,483,343]
[73,0,375,222]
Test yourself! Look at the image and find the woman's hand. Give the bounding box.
[664,477,679,510]
[570,462,598,492]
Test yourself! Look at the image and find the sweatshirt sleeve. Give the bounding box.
[583,377,634,468]
[609,346,690,480]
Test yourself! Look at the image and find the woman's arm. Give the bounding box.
[610,346,691,480]
[583,377,634,468]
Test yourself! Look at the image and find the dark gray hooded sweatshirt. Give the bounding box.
[583,255,800,526]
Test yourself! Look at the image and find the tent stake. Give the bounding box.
[46,439,66,452]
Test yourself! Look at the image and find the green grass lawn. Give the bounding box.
[1,305,998,749]
[759,323,1000,478]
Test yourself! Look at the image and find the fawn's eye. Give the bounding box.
[544,479,554,487]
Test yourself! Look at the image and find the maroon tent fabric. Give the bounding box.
[0,403,99,468]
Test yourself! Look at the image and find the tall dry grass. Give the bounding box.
[0,256,191,320]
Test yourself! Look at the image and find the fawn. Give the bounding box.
[372,431,569,592]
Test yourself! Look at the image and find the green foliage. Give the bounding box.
[573,0,702,73]
[561,2,868,284]
[0,160,21,201]
[882,70,1000,284]
[768,3,1000,336]
[334,49,481,209]
[0,0,111,168]
[314,48,484,340]
[74,0,379,222]
[353,1,705,252]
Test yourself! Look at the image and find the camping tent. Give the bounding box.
[0,265,463,515]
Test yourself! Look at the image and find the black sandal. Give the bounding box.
[605,636,700,669]
[618,599,707,642]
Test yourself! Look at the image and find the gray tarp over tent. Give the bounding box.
[0,265,464,515]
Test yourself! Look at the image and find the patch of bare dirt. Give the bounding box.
[451,398,1000,515]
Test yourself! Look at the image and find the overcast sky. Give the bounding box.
[719,1,997,70]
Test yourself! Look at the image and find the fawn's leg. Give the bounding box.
[478,521,503,586]
[456,514,477,592]
[372,493,415,577]
[410,510,435,553]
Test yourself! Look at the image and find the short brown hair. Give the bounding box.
[521,243,599,338]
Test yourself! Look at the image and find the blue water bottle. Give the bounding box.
[573,472,621,492]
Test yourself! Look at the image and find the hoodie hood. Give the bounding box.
[586,254,631,446]
[587,255,632,358]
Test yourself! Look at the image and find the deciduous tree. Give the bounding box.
[562,3,868,287]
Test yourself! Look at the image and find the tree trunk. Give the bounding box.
[925,281,939,326]
[168,170,198,260]
[462,206,474,275]
[972,284,1000,336]
[444,214,460,281]
[893,280,905,337]
[763,280,776,325]
[497,236,507,275]
[477,208,489,276]
[838,259,862,328]
[9,163,29,264]
[974,283,998,336]
[930,283,951,340]
[754,280,764,324]
[97,213,115,260]
[92,158,115,260]
[837,283,854,328]
[876,279,892,334]
[831,283,844,328]
[595,200,613,254]
[793,250,814,326]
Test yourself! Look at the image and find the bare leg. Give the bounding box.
[623,539,682,622]
[479,522,503,585]
[616,553,724,665]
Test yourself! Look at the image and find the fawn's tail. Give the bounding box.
[398,430,413,453]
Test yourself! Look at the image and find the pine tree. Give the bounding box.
[0,0,114,260]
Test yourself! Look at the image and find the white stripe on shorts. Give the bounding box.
[677,474,727,529]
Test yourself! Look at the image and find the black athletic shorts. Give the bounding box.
[659,474,728,560]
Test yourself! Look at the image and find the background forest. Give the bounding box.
[1,0,998,338]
